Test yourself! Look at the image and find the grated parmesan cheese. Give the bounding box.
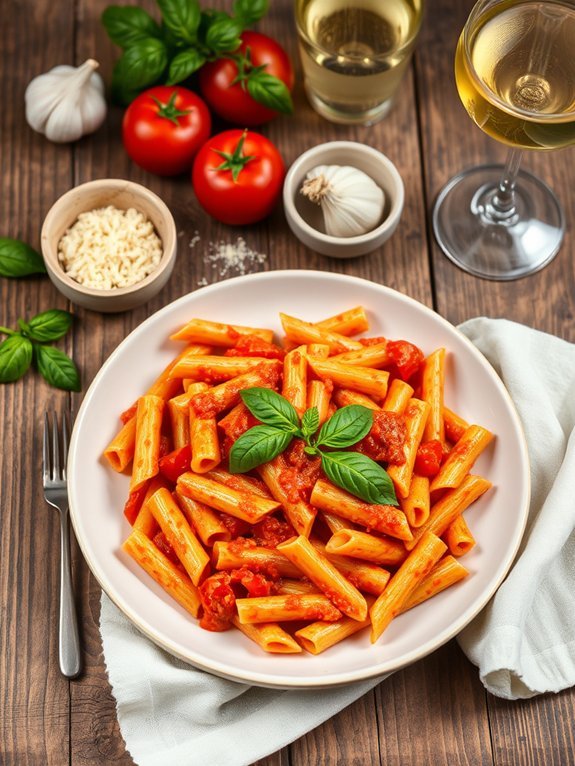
[57,206,163,290]
[190,234,267,284]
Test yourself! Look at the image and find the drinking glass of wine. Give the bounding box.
[433,0,575,280]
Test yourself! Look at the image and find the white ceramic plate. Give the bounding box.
[68,270,530,688]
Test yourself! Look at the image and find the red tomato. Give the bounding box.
[414,440,444,477]
[192,129,285,225]
[158,444,192,483]
[386,340,425,381]
[122,86,211,176]
[198,31,294,126]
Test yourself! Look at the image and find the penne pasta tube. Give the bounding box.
[308,358,389,400]
[169,354,269,381]
[321,510,355,534]
[175,491,231,547]
[306,379,332,425]
[370,531,447,642]
[212,540,302,578]
[306,343,330,359]
[145,488,210,586]
[190,361,282,418]
[400,555,469,612]
[430,425,494,492]
[207,468,272,498]
[130,395,165,493]
[277,535,368,621]
[325,529,407,566]
[295,613,371,655]
[276,579,320,595]
[236,594,342,624]
[257,456,317,536]
[123,529,201,618]
[331,342,390,368]
[168,388,196,450]
[405,474,492,551]
[332,388,380,411]
[387,398,430,499]
[311,540,391,596]
[400,474,430,528]
[422,348,446,443]
[315,306,369,336]
[133,477,168,537]
[282,346,307,416]
[382,379,415,414]
[190,413,221,474]
[443,514,476,557]
[177,472,280,523]
[444,407,469,444]
[170,318,274,345]
[104,416,137,472]
[231,617,302,653]
[280,313,363,353]
[311,479,413,542]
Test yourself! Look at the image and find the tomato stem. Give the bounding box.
[212,130,256,183]
[151,92,191,126]
[230,47,267,91]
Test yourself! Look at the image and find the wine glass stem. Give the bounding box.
[488,147,523,222]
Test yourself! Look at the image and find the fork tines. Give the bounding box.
[43,410,72,482]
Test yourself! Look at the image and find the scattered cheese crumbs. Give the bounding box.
[57,206,163,290]
[190,234,267,285]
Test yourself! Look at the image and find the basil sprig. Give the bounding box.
[102,0,292,114]
[229,388,398,506]
[0,310,80,391]
[0,238,47,278]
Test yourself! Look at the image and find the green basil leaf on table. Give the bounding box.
[101,6,162,48]
[113,38,169,91]
[157,0,201,45]
[247,71,293,114]
[316,405,373,448]
[34,345,81,392]
[26,309,73,342]
[240,387,299,431]
[301,406,320,439]
[232,0,268,26]
[0,238,46,278]
[320,451,398,506]
[0,336,33,383]
[166,48,206,85]
[204,16,243,54]
[229,425,293,473]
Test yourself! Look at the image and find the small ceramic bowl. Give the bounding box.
[283,141,405,258]
[41,179,177,312]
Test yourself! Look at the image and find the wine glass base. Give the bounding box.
[433,165,565,281]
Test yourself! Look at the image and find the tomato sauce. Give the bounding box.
[199,573,236,631]
[278,440,321,504]
[356,411,407,465]
[252,515,296,547]
[224,334,285,360]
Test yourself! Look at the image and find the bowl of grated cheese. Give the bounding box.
[41,179,177,312]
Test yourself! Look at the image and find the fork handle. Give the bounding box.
[59,508,82,678]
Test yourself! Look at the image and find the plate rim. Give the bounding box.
[69,269,531,688]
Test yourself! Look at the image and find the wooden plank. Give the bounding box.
[0,0,76,764]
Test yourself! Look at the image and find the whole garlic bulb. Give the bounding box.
[25,59,107,143]
[301,165,385,238]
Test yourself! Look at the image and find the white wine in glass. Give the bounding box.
[433,0,575,280]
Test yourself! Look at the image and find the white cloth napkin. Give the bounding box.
[457,317,575,700]
[99,317,575,765]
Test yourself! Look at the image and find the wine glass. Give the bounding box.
[433,0,575,281]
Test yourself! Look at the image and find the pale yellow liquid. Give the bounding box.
[455,0,575,149]
[296,0,423,123]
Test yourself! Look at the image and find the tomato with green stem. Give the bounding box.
[122,85,211,176]
[192,129,285,225]
[198,31,294,126]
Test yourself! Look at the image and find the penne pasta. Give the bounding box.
[400,555,469,612]
[443,514,476,557]
[308,358,389,400]
[387,398,430,499]
[280,313,363,353]
[130,395,164,493]
[382,379,414,414]
[430,425,494,492]
[257,456,317,536]
[315,306,369,336]
[175,491,231,547]
[325,529,407,566]
[177,472,280,523]
[421,348,446,443]
[212,540,301,578]
[400,474,430,528]
[170,318,274,345]
[236,594,342,624]
[282,346,307,416]
[231,616,302,653]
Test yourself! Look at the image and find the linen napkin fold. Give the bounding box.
[457,318,575,700]
[99,316,575,766]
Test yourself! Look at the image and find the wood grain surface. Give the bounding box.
[1,0,574,764]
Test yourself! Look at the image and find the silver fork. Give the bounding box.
[42,410,82,678]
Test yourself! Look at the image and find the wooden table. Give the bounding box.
[2,0,575,763]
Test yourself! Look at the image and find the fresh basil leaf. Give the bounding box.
[113,38,168,91]
[320,451,398,506]
[233,0,268,25]
[301,407,319,439]
[247,71,293,114]
[0,238,46,278]
[34,345,81,392]
[101,6,161,48]
[26,309,73,342]
[157,0,201,44]
[240,387,299,431]
[166,48,206,84]
[316,405,373,449]
[0,336,33,383]
[205,16,243,53]
[229,425,292,473]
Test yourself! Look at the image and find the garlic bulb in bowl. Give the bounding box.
[300,165,385,238]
